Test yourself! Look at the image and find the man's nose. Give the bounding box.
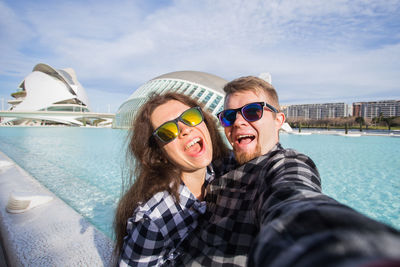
[233,111,247,126]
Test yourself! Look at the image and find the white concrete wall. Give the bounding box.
[0,151,114,267]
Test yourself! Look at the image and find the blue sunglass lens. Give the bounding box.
[219,103,264,127]
[242,103,263,121]
[221,110,237,127]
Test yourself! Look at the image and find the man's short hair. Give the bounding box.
[223,76,280,111]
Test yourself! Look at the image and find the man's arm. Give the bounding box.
[250,149,400,267]
[256,148,323,226]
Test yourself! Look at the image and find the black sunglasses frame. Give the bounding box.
[152,106,204,143]
[217,102,278,127]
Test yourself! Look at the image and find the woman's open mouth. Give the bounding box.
[185,137,204,155]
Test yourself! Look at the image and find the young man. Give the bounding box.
[183,76,400,266]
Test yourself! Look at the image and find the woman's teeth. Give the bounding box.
[185,137,201,150]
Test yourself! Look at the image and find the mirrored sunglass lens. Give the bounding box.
[156,122,178,142]
[221,110,236,126]
[243,103,263,121]
[181,108,203,126]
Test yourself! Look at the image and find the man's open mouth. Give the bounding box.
[237,134,255,144]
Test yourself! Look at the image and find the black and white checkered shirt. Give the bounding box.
[182,143,322,266]
[183,143,400,266]
[118,167,214,266]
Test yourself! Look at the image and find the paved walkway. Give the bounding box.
[0,233,8,266]
[0,151,114,266]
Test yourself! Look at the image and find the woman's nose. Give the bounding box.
[179,122,192,137]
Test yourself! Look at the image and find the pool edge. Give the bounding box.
[0,150,115,266]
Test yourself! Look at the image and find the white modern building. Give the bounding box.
[2,63,92,126]
[113,71,228,129]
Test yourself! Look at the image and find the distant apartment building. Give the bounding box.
[282,103,351,120]
[353,100,400,119]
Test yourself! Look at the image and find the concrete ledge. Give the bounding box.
[0,151,114,266]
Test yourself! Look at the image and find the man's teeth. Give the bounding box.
[237,134,254,144]
[185,137,201,150]
[238,135,253,139]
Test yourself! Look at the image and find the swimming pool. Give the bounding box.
[0,127,399,238]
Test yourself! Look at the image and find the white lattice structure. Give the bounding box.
[113,71,228,129]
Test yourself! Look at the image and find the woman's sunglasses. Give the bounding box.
[152,106,204,143]
[217,102,278,127]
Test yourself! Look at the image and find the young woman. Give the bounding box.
[114,92,229,266]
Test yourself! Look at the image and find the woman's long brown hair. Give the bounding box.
[113,92,229,257]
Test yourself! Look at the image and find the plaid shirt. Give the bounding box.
[118,166,214,267]
[183,143,400,266]
[182,143,322,266]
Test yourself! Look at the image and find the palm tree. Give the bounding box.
[355,117,364,132]
[382,117,394,131]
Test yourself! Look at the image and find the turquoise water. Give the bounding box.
[0,127,127,238]
[0,127,399,239]
[280,133,400,228]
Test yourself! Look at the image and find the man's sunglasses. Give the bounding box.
[217,102,278,127]
[152,106,204,143]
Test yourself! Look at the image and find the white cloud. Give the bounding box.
[0,0,399,111]
[0,1,38,76]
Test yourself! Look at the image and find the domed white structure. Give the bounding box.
[113,71,228,129]
[3,63,91,126]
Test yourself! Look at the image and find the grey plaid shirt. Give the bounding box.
[183,143,400,266]
[118,166,214,267]
[182,143,322,266]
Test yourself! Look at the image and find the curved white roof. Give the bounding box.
[32,63,90,107]
[14,63,90,112]
[151,71,227,94]
[4,63,91,126]
[113,70,228,128]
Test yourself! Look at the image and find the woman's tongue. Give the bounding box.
[185,139,202,155]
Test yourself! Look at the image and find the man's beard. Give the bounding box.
[234,142,261,165]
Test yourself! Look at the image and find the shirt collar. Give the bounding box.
[177,164,214,213]
[204,164,215,186]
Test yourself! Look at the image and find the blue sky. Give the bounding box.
[1,0,399,113]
